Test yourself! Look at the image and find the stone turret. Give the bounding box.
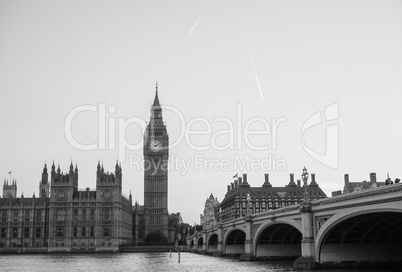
[96,161,123,202]
[51,161,78,189]
[2,178,17,198]
[96,161,122,187]
[39,163,50,198]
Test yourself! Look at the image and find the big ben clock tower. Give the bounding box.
[143,82,169,238]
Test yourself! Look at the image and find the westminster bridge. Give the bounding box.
[186,183,402,269]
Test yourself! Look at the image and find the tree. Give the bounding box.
[145,230,168,245]
[195,224,203,232]
[176,223,191,245]
[187,224,203,235]
[168,214,180,229]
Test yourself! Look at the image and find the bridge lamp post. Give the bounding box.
[302,167,309,202]
[246,193,252,215]
[295,166,316,269]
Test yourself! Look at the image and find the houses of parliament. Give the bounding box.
[0,86,169,252]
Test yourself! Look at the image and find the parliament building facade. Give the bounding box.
[0,161,133,252]
[0,86,170,251]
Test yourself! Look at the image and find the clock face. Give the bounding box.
[150,139,163,152]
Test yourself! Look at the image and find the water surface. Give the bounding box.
[0,252,397,272]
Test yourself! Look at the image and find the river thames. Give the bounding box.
[0,252,399,272]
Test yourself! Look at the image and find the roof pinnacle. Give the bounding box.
[152,81,160,107]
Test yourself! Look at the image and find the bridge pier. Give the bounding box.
[192,236,197,252]
[240,215,254,261]
[294,201,319,270]
[216,223,223,256]
[186,238,190,251]
[201,232,207,254]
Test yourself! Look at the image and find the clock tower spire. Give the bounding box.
[143,82,169,239]
[153,81,160,108]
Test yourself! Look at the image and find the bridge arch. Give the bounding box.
[190,239,195,251]
[196,236,204,252]
[316,209,402,263]
[254,221,302,259]
[207,233,219,253]
[223,228,246,255]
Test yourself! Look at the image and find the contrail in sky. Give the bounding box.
[247,42,264,101]
[189,14,203,36]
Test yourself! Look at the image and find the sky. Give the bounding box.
[0,0,401,225]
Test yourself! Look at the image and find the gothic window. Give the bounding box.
[12,227,18,238]
[103,227,110,237]
[56,209,65,221]
[81,209,87,220]
[13,210,18,221]
[82,227,86,237]
[24,210,30,222]
[36,210,42,221]
[102,208,111,220]
[1,210,7,222]
[24,227,30,238]
[56,226,64,237]
[90,226,95,237]
[0,228,6,238]
[35,227,41,238]
[90,209,95,220]
[73,226,78,237]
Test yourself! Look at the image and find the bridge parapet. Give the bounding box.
[219,204,300,227]
[311,183,402,212]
